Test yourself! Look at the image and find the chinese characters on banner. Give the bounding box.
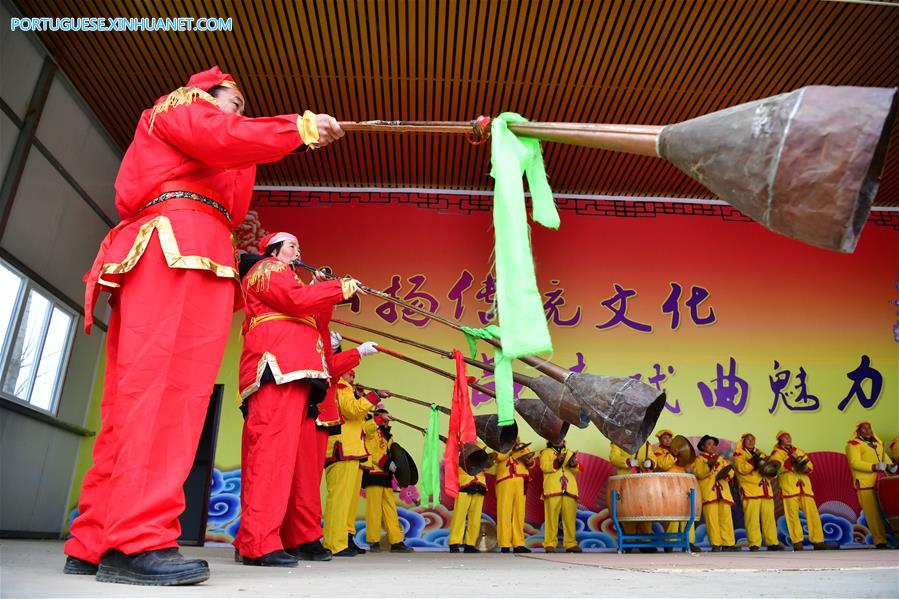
[367,271,884,416]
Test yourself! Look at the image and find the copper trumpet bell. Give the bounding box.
[460,442,489,476]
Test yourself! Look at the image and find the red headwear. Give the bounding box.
[186,66,239,92]
[258,231,299,254]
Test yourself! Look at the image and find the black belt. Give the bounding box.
[140,191,231,223]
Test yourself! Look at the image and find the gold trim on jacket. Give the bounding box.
[97,216,237,287]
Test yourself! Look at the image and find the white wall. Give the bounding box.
[0,0,122,535]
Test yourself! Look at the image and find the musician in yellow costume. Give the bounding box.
[770,431,833,551]
[845,421,897,549]
[539,440,582,553]
[361,409,412,553]
[322,372,382,557]
[693,435,735,551]
[652,430,697,551]
[733,433,784,551]
[447,443,488,553]
[890,435,899,463]
[609,441,655,547]
[495,440,534,553]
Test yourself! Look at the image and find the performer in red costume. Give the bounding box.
[278,330,370,562]
[233,231,374,566]
[67,66,345,586]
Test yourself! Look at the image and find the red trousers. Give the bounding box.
[235,382,327,557]
[280,424,329,547]
[65,238,234,563]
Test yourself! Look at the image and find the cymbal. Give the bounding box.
[759,458,781,478]
[670,435,696,468]
[716,463,734,481]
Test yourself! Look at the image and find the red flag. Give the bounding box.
[443,349,478,498]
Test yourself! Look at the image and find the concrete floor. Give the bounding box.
[1,541,897,598]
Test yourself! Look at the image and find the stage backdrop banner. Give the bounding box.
[70,191,899,550]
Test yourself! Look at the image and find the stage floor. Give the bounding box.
[1,541,897,598]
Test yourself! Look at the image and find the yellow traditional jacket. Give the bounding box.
[846,433,893,491]
[539,446,580,499]
[769,443,815,498]
[609,441,654,475]
[733,441,774,500]
[495,448,531,484]
[362,419,392,474]
[324,381,377,463]
[693,452,735,505]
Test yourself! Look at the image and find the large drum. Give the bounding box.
[606,473,701,521]
[876,475,899,531]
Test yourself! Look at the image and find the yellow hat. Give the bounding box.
[655,429,674,439]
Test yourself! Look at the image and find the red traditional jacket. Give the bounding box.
[238,258,353,400]
[84,85,310,332]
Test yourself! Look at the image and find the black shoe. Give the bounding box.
[565,546,583,553]
[391,542,413,553]
[64,555,98,575]
[814,542,839,551]
[348,534,366,554]
[749,546,759,552]
[333,547,358,557]
[513,546,531,553]
[767,544,785,551]
[724,546,739,552]
[500,547,512,553]
[689,544,701,553]
[875,543,889,550]
[96,549,209,586]
[711,546,722,552]
[287,540,332,562]
[792,542,804,551]
[463,545,480,553]
[242,550,298,567]
[449,544,461,553]
[367,542,382,553]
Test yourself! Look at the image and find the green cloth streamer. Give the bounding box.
[460,325,514,426]
[420,405,442,507]
[481,113,559,426]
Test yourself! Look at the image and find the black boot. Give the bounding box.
[749,546,760,552]
[333,545,358,557]
[64,555,98,575]
[348,534,366,554]
[814,542,839,550]
[688,544,701,553]
[767,544,785,551]
[513,546,531,553]
[242,550,299,567]
[792,542,805,551]
[96,549,209,586]
[500,547,511,553]
[449,544,461,553]
[391,542,413,553]
[463,545,480,553]
[287,540,332,562]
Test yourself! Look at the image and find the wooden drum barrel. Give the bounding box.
[876,475,899,531]
[606,473,701,521]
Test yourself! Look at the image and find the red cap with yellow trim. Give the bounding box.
[186,66,239,92]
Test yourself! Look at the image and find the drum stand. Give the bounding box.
[610,488,697,553]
